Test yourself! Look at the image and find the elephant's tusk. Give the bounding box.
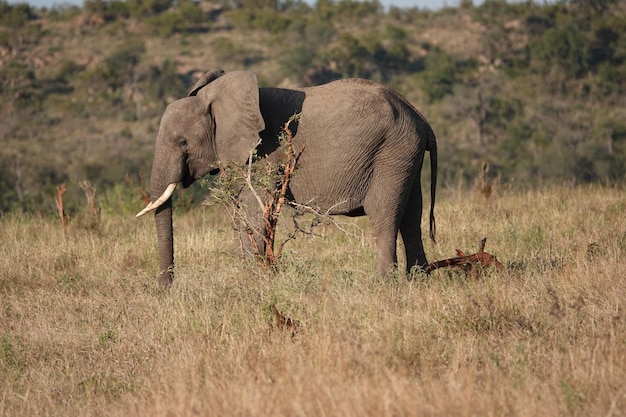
[135,183,178,217]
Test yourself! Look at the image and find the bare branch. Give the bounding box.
[79,179,101,230]
[55,183,70,230]
[287,200,365,239]
[210,112,346,271]
[125,172,150,205]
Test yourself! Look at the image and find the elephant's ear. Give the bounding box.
[196,71,265,165]
[188,68,225,97]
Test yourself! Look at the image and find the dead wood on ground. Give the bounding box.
[425,238,504,278]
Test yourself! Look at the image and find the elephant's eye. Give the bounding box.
[178,139,187,149]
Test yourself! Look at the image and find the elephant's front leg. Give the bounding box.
[234,187,268,260]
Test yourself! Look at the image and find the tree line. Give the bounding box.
[1,0,625,214]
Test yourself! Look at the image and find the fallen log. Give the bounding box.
[425,238,504,278]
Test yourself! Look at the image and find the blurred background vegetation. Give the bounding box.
[1,0,625,215]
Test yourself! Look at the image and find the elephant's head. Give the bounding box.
[136,69,265,288]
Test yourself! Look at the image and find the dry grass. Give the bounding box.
[1,185,626,416]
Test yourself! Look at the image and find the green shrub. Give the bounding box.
[0,1,37,27]
[335,0,382,20]
[227,8,291,33]
[135,0,174,15]
[145,59,187,101]
[146,11,186,37]
[529,22,591,78]
[84,0,132,21]
[419,49,455,102]
[211,36,263,66]
[95,40,146,89]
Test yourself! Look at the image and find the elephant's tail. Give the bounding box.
[427,131,437,244]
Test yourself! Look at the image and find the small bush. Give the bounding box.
[0,1,37,27]
[419,49,456,102]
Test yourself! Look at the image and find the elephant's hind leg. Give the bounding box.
[399,179,427,275]
[371,226,399,277]
[363,183,404,277]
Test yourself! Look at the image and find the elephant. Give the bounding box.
[137,69,438,288]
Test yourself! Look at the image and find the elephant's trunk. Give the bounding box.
[154,199,174,288]
[140,144,182,289]
[136,180,177,287]
[149,167,178,289]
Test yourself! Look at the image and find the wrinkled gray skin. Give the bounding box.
[140,69,437,288]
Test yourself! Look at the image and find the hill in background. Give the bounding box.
[1,0,625,213]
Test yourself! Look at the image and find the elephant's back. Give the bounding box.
[288,79,423,213]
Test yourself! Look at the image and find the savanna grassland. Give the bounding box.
[2,184,625,416]
[3,0,626,415]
